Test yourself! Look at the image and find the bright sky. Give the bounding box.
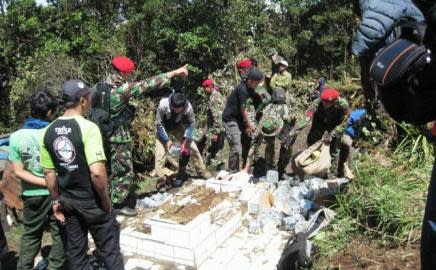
[35,0,48,6]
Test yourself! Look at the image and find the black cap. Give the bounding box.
[247,68,264,81]
[61,79,91,103]
[170,92,187,108]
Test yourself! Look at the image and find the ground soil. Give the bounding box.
[160,186,227,224]
[314,238,420,270]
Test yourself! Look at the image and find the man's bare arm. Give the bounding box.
[89,161,112,212]
[44,168,59,200]
[12,162,46,187]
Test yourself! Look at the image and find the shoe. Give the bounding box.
[173,172,188,187]
[114,205,137,217]
[173,178,184,187]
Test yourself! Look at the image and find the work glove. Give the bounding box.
[211,134,219,142]
[180,140,190,156]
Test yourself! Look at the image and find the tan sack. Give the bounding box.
[295,140,331,177]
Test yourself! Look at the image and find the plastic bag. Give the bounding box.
[137,193,172,209]
[169,143,181,158]
[266,170,279,184]
[259,208,284,228]
[283,214,306,231]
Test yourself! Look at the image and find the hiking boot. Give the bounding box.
[173,172,188,187]
[173,178,184,187]
[114,205,137,217]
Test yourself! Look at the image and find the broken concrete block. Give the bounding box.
[125,258,154,270]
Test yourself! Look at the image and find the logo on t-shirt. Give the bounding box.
[55,126,72,135]
[53,136,76,164]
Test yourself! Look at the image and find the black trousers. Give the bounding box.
[60,196,124,270]
[421,158,436,269]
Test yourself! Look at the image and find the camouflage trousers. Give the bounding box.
[198,131,225,170]
[109,142,135,204]
[247,135,290,175]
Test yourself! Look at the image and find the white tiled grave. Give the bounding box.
[120,202,242,268]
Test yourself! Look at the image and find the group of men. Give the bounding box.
[6,0,436,269]
[6,52,355,270]
[8,60,191,269]
[198,54,354,181]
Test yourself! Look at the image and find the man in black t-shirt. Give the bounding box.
[41,80,124,270]
[223,68,264,171]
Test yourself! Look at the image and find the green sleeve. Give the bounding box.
[130,73,171,99]
[8,133,21,163]
[83,123,106,165]
[40,132,55,169]
[270,75,278,90]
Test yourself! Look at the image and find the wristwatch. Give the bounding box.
[51,199,60,206]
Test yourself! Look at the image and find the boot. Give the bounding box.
[113,203,137,217]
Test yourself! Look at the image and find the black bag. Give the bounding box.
[88,81,136,138]
[370,38,428,87]
[370,19,429,87]
[370,19,436,124]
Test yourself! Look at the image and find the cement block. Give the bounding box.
[120,245,137,254]
[146,212,213,248]
[173,257,195,267]
[153,241,174,257]
[173,246,195,261]
[125,258,153,270]
[120,235,139,250]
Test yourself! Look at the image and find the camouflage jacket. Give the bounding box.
[270,71,292,91]
[244,97,258,129]
[246,103,293,165]
[295,97,350,136]
[255,85,272,115]
[106,72,171,143]
[207,90,225,134]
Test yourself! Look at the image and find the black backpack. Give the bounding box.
[87,81,136,139]
[370,18,436,125]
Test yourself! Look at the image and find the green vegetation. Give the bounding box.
[1,0,434,267]
[0,0,357,132]
[314,124,432,260]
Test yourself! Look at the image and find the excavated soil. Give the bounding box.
[160,186,228,224]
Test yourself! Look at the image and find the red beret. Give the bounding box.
[320,88,340,102]
[237,59,252,69]
[112,56,135,74]
[202,79,214,88]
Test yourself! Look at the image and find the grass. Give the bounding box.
[394,123,434,168]
[314,150,431,258]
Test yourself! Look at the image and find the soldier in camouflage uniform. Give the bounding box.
[201,79,226,169]
[243,88,294,175]
[107,56,189,216]
[291,88,353,177]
